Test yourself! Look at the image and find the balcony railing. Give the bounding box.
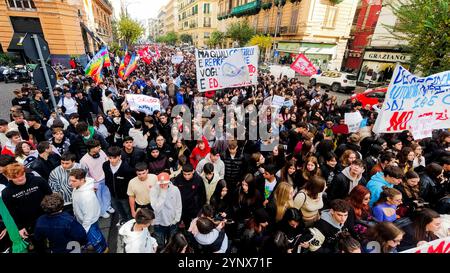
[256,26,276,36]
[6,0,36,10]
[280,25,298,35]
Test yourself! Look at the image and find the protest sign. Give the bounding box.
[171,55,184,64]
[290,54,317,76]
[269,65,295,79]
[195,46,259,92]
[272,95,285,108]
[345,111,363,133]
[373,65,450,134]
[283,99,294,108]
[400,237,450,253]
[126,94,160,115]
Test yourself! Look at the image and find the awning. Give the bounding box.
[231,0,261,16]
[8,32,27,51]
[80,22,103,45]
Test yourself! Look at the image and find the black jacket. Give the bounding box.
[2,173,52,231]
[121,148,147,167]
[313,210,356,253]
[173,172,206,219]
[327,171,367,201]
[157,121,173,144]
[419,173,447,204]
[102,160,135,199]
[75,96,93,120]
[222,149,246,191]
[256,175,281,201]
[30,154,61,180]
[70,132,109,160]
[148,154,170,175]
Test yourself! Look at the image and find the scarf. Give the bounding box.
[400,181,420,199]
[0,198,28,253]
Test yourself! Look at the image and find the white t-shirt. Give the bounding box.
[264,179,277,200]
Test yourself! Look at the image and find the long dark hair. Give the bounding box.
[161,232,191,253]
[411,209,440,243]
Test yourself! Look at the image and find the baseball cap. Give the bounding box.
[157,172,170,184]
[125,109,132,114]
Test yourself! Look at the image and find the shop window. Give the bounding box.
[323,6,338,28]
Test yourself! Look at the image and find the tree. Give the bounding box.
[117,16,144,47]
[226,21,256,47]
[385,0,450,75]
[165,31,179,46]
[249,34,273,61]
[207,31,225,48]
[180,34,193,45]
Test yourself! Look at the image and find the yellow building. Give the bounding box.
[0,0,113,65]
[217,0,358,70]
[164,0,178,33]
[177,0,218,47]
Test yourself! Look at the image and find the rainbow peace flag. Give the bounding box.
[118,50,130,79]
[85,47,109,76]
[123,53,138,79]
[92,58,105,84]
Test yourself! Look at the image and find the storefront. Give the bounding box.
[276,41,337,71]
[358,48,411,84]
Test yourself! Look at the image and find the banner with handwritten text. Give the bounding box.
[195,46,259,92]
[373,65,450,135]
[126,94,161,115]
[400,236,450,253]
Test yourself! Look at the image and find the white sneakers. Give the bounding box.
[101,212,110,219]
[107,207,115,214]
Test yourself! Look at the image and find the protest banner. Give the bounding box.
[373,65,450,135]
[272,95,285,108]
[171,55,184,64]
[195,46,259,92]
[400,236,450,253]
[345,111,363,133]
[269,65,295,79]
[126,94,161,115]
[290,54,317,76]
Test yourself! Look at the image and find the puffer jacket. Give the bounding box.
[222,149,246,191]
[419,173,447,204]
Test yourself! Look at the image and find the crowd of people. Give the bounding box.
[0,45,449,254]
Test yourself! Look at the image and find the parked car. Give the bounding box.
[351,86,388,108]
[4,65,31,83]
[310,71,357,93]
[0,66,8,82]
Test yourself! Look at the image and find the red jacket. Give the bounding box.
[189,136,210,169]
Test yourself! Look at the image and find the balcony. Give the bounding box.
[230,0,261,17]
[256,26,276,36]
[6,0,36,11]
[279,25,298,35]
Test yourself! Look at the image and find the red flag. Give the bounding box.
[138,48,152,64]
[290,53,317,76]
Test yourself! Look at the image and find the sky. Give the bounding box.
[126,0,168,21]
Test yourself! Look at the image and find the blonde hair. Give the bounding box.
[274,182,294,222]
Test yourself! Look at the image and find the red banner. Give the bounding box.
[290,53,317,76]
[138,46,152,64]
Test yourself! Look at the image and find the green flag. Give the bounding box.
[0,197,28,253]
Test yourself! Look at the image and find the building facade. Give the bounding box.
[177,0,218,47]
[0,0,113,66]
[148,18,158,42]
[343,0,382,73]
[357,0,410,84]
[157,6,166,36]
[217,0,359,71]
[165,0,178,33]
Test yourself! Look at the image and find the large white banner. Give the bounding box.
[195,46,259,92]
[373,65,450,135]
[126,94,161,115]
[400,236,450,253]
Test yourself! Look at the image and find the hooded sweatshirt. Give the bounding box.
[313,209,353,253]
[72,177,101,232]
[327,166,366,201]
[196,154,225,180]
[366,172,393,207]
[150,183,182,227]
[118,219,158,253]
[194,228,228,253]
[201,172,221,204]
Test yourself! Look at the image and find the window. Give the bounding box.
[263,13,269,32]
[323,6,338,28]
[204,32,210,38]
[7,0,36,10]
[204,17,211,27]
[193,5,198,15]
[204,3,210,14]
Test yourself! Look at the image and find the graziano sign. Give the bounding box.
[364,51,411,63]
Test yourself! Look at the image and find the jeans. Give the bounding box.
[111,198,131,222]
[154,224,177,249]
[95,180,111,216]
[85,222,107,253]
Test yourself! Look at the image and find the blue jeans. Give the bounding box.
[111,197,131,222]
[154,224,178,248]
[95,180,111,216]
[85,222,107,253]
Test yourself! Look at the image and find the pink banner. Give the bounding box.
[290,54,317,76]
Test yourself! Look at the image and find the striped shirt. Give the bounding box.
[48,163,86,205]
